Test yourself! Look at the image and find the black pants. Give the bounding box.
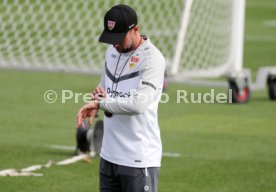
[100,158,160,192]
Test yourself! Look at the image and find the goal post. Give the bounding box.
[0,0,246,79]
[230,0,246,73]
[170,0,246,79]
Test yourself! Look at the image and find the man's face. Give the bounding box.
[113,29,134,53]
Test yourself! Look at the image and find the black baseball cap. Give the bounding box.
[99,4,138,44]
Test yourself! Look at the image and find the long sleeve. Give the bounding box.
[99,55,165,115]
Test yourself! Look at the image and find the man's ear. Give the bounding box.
[133,25,139,31]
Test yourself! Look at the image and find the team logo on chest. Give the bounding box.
[107,20,116,31]
[129,56,140,69]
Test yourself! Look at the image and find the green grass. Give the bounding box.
[244,0,276,79]
[0,0,276,191]
[0,69,276,192]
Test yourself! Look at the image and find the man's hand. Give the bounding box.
[91,86,106,100]
[76,101,99,128]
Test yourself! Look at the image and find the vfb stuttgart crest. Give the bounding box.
[107,20,116,31]
[129,56,140,69]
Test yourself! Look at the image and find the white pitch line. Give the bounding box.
[48,144,76,151]
[0,169,17,176]
[0,154,90,177]
[48,144,181,158]
[21,165,44,172]
[246,2,276,8]
[162,152,181,157]
[0,168,43,177]
[245,35,276,42]
[56,154,88,165]
[0,145,181,177]
[263,20,276,27]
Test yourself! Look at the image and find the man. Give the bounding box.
[76,4,165,192]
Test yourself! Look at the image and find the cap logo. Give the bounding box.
[107,20,116,31]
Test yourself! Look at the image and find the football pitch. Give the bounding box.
[0,0,276,192]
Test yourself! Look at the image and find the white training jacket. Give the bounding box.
[98,37,165,168]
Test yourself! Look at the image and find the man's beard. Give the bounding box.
[116,41,134,53]
[116,47,132,53]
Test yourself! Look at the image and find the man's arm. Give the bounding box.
[99,57,165,115]
[76,101,99,128]
[77,66,106,128]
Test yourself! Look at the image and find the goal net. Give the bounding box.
[0,0,245,78]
